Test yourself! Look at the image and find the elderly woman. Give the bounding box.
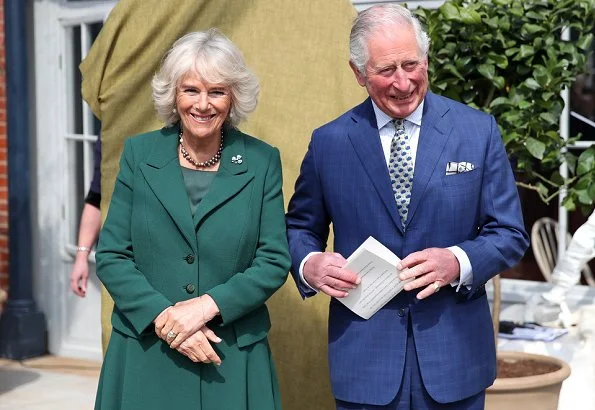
[94,29,290,410]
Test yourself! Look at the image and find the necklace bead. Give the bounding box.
[179,128,224,168]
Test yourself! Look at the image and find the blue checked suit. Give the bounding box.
[286,92,529,406]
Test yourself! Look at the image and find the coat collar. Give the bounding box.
[348,98,405,232]
[140,126,253,253]
[406,91,452,224]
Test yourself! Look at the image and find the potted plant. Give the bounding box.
[488,276,571,410]
[415,0,594,408]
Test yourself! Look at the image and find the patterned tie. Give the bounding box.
[388,119,414,226]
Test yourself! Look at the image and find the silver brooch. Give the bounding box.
[231,155,243,164]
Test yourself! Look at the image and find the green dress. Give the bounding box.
[94,128,288,410]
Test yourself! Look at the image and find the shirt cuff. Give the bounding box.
[447,246,472,291]
[299,252,321,293]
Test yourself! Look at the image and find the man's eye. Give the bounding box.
[402,62,419,71]
[379,67,395,75]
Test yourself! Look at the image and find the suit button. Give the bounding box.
[185,284,196,294]
[398,308,406,317]
[185,254,195,264]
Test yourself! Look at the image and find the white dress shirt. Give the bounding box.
[300,99,473,291]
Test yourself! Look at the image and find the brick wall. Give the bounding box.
[0,0,8,300]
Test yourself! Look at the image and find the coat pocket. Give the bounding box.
[233,306,271,348]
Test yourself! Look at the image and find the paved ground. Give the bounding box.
[0,356,100,410]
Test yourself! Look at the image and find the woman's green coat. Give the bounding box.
[94,126,290,410]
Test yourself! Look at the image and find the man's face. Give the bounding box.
[351,24,428,119]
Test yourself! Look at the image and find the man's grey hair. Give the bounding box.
[152,28,260,127]
[349,4,430,75]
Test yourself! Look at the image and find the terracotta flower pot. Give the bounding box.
[486,351,571,410]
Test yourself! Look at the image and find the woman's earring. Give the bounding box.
[172,108,177,113]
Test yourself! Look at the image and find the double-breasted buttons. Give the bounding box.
[397,308,406,317]
[185,254,195,264]
[185,284,196,294]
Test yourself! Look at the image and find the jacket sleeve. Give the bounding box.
[206,148,290,325]
[458,115,529,292]
[96,139,172,337]
[285,133,330,298]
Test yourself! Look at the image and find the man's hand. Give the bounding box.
[398,248,460,299]
[303,252,360,298]
[177,326,222,365]
[154,295,220,348]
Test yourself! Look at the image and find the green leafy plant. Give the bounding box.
[415,0,595,212]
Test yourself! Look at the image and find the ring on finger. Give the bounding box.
[432,282,440,293]
[166,330,177,340]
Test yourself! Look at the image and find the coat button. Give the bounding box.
[397,308,406,317]
[185,284,196,294]
[185,254,195,264]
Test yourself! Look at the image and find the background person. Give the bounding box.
[94,29,290,410]
[70,139,102,297]
[286,4,529,410]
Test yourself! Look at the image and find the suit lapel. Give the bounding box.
[348,99,404,232]
[140,127,197,253]
[193,128,254,228]
[407,92,452,224]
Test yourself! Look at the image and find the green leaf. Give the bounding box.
[533,67,552,87]
[588,181,595,201]
[517,45,535,59]
[523,23,545,35]
[440,3,460,20]
[487,52,509,69]
[525,11,546,20]
[562,195,576,211]
[577,33,594,51]
[575,177,591,190]
[444,63,466,80]
[509,6,524,17]
[478,64,495,80]
[459,8,482,24]
[539,112,558,125]
[518,100,532,109]
[493,76,506,89]
[524,78,541,90]
[565,152,578,174]
[577,148,595,175]
[577,189,592,205]
[525,137,546,159]
[505,47,518,57]
[489,96,510,107]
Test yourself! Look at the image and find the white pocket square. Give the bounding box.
[446,161,475,175]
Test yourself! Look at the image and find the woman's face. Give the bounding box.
[176,71,231,142]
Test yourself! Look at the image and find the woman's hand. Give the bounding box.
[69,255,90,297]
[154,295,220,348]
[176,326,222,365]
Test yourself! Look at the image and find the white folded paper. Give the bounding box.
[337,236,412,319]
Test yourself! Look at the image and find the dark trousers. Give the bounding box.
[336,318,486,410]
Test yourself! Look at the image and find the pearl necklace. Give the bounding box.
[179,128,223,168]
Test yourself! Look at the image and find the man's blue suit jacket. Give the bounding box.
[286,92,529,405]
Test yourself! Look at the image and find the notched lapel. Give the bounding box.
[194,129,254,228]
[140,129,197,253]
[407,93,452,224]
[348,99,404,232]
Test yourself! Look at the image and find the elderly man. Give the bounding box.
[286,4,529,410]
